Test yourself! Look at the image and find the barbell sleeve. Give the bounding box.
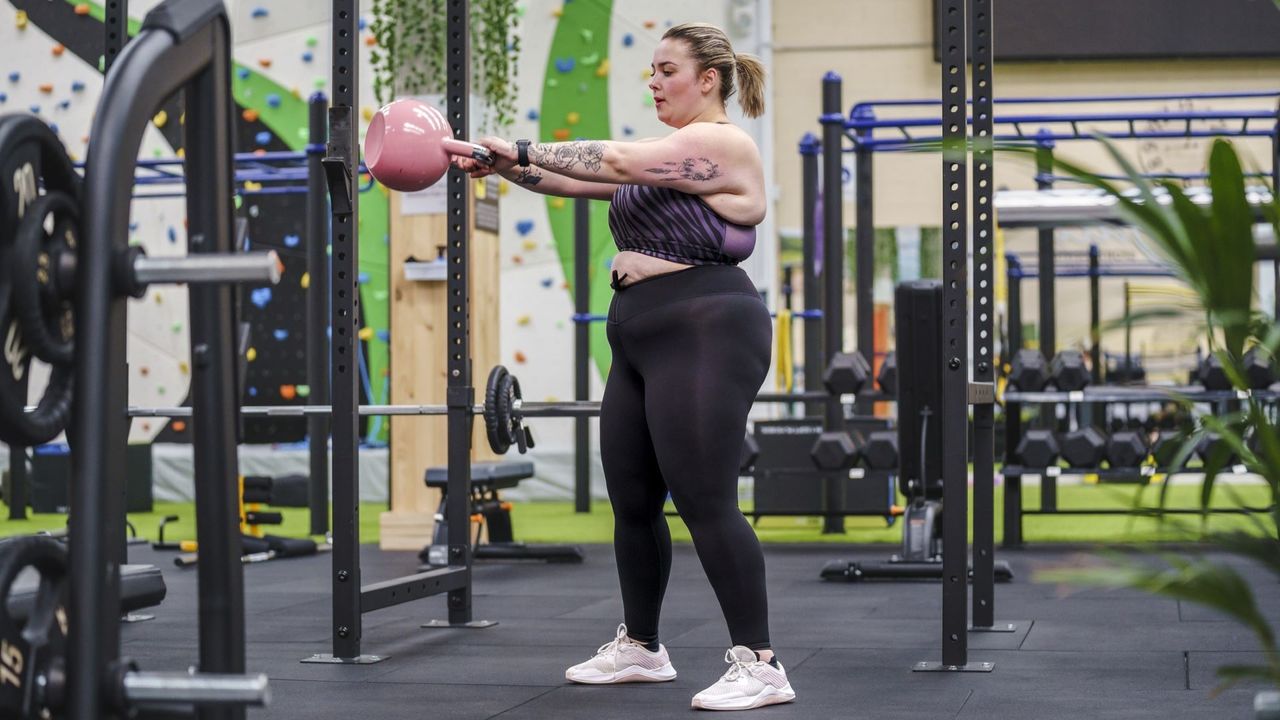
[133,250,282,286]
[121,671,271,707]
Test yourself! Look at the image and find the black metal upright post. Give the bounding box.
[328,0,363,661]
[800,133,822,418]
[307,93,331,536]
[1089,244,1101,384]
[967,0,1011,637]
[1035,135,1056,359]
[574,197,591,513]
[820,74,846,534]
[1004,256,1024,548]
[104,0,128,72]
[184,17,245,718]
[1272,101,1279,321]
[916,0,990,674]
[854,106,875,421]
[443,0,477,626]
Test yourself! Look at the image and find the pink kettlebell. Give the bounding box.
[364,98,495,191]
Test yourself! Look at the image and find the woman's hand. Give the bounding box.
[453,136,517,178]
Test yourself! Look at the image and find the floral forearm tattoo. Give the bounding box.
[644,158,721,182]
[529,141,606,173]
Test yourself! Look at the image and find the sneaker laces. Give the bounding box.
[720,648,759,682]
[595,623,633,664]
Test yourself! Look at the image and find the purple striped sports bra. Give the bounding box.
[607,183,756,266]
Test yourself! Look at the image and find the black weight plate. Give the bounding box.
[485,365,510,454]
[0,114,80,446]
[11,191,77,366]
[0,536,68,719]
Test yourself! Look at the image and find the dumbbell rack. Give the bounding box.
[1001,386,1280,546]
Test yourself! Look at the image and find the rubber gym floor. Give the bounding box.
[118,540,1276,719]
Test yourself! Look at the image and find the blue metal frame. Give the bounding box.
[843,91,1280,151]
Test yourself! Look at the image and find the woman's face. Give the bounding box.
[648,38,714,127]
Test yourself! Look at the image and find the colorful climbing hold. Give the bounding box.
[254,131,271,145]
[15,10,28,29]
[522,239,538,252]
[284,233,300,248]
[0,94,6,104]
[514,351,527,364]
[516,220,535,236]
[643,94,655,107]
[171,322,183,334]
[250,287,273,308]
[248,387,259,397]
[237,67,250,80]
[512,255,523,265]
[172,420,187,432]
[242,180,263,192]
[37,83,53,94]
[258,58,272,68]
[517,315,531,326]
[358,327,374,341]
[242,108,259,122]
[546,78,559,89]
[280,385,297,400]
[153,110,168,128]
[296,384,311,398]
[622,126,634,136]
[581,53,599,66]
[555,58,575,73]
[273,329,288,341]
[365,35,376,46]
[167,226,177,243]
[553,128,571,141]
[643,20,656,29]
[566,111,580,125]
[179,361,189,375]
[266,93,281,108]
[57,100,70,110]
[251,6,268,18]
[52,44,65,57]
[139,367,150,377]
[376,330,390,343]
[74,4,90,16]
[153,291,163,304]
[541,278,554,288]
[306,36,318,47]
[302,51,314,63]
[596,59,611,78]
[8,72,20,83]
[71,80,85,92]
[246,348,258,362]
[549,197,566,210]
[301,272,310,289]
[361,106,373,121]
[357,271,369,284]
[581,29,593,43]
[526,109,539,121]
[623,33,634,47]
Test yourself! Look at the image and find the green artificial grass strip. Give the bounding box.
[3,482,1270,546]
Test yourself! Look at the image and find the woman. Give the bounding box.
[456,22,794,712]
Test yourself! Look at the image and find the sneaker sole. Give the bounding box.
[566,663,677,684]
[691,683,796,711]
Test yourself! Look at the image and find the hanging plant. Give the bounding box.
[369,0,520,132]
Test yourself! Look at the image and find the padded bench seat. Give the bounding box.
[10,563,167,623]
[423,461,535,491]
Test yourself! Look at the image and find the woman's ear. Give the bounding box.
[701,66,719,95]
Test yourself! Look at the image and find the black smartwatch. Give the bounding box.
[516,139,531,167]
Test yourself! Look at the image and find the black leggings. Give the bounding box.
[601,264,773,650]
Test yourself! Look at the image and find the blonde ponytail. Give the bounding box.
[663,23,767,118]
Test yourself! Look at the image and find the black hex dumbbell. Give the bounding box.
[1008,349,1049,391]
[863,430,900,470]
[1061,427,1107,468]
[1195,433,1239,468]
[739,433,760,474]
[1243,346,1275,389]
[876,352,898,397]
[810,429,865,470]
[1050,349,1091,392]
[823,351,872,395]
[1151,429,1188,470]
[1106,430,1148,468]
[1198,354,1231,391]
[1014,429,1060,469]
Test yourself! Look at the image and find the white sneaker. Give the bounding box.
[565,623,677,684]
[691,646,796,711]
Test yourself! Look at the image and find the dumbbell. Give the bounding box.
[1105,352,1146,384]
[862,430,899,470]
[1008,349,1049,391]
[1199,348,1275,391]
[1195,433,1240,467]
[1151,429,1188,470]
[1014,429,1060,468]
[739,433,760,474]
[1105,430,1148,468]
[1061,427,1107,468]
[810,429,865,470]
[823,351,872,395]
[876,352,897,397]
[1049,349,1091,392]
